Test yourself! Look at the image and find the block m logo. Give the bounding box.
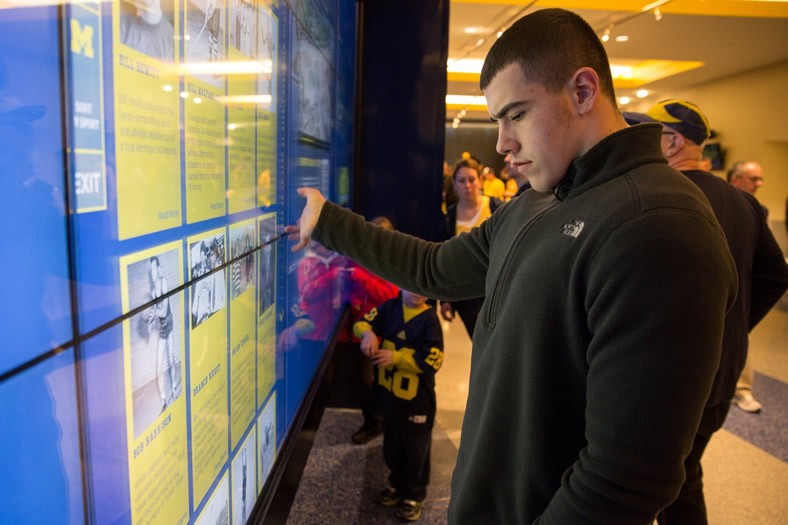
[70,19,94,58]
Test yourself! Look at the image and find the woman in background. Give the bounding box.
[441,158,502,337]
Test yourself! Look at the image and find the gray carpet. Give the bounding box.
[723,372,788,462]
[287,409,456,524]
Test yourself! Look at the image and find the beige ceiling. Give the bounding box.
[448,0,788,121]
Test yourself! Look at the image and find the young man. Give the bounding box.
[287,9,737,523]
[625,100,788,523]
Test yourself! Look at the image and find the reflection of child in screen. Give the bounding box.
[149,256,179,413]
[120,0,175,61]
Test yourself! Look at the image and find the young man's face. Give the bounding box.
[485,63,580,193]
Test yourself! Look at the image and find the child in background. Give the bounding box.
[354,290,444,522]
[346,216,400,444]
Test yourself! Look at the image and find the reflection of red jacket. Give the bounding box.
[297,251,347,341]
[341,262,399,342]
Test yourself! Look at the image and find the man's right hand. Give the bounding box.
[284,187,327,251]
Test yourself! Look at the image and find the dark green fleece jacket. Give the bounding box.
[313,124,737,524]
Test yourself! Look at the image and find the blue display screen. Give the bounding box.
[0,0,357,523]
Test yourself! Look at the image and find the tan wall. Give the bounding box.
[667,60,788,229]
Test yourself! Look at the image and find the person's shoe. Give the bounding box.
[396,499,423,522]
[351,422,382,445]
[734,392,763,413]
[376,487,400,507]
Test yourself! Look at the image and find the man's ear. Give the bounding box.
[569,67,599,115]
[665,132,686,157]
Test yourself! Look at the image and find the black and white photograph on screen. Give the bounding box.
[257,2,276,107]
[119,0,176,62]
[190,233,226,328]
[258,395,276,488]
[258,216,276,313]
[230,223,255,300]
[293,0,333,145]
[229,0,255,57]
[195,474,229,525]
[293,31,331,145]
[231,435,255,525]
[186,0,225,87]
[127,249,182,439]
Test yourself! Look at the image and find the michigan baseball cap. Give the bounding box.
[623,99,711,145]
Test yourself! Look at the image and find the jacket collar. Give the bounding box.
[553,123,666,201]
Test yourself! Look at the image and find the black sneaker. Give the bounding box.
[396,499,423,522]
[351,422,382,445]
[376,487,400,507]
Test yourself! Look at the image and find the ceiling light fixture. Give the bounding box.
[654,8,663,21]
[641,0,671,12]
[450,0,537,63]
[602,27,611,42]
[615,35,629,42]
[636,89,649,98]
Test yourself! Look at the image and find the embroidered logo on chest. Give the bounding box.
[396,330,407,340]
[561,219,585,239]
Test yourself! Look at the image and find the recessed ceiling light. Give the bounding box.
[615,35,629,42]
[464,27,482,34]
[619,96,631,105]
[636,89,649,98]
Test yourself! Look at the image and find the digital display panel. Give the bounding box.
[0,0,357,523]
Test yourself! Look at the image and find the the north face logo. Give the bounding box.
[397,330,406,340]
[562,219,584,238]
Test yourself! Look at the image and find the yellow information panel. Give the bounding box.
[229,219,257,449]
[257,213,277,402]
[227,8,257,214]
[113,0,182,240]
[187,227,229,506]
[184,76,227,223]
[184,0,227,224]
[120,242,188,525]
[257,1,278,208]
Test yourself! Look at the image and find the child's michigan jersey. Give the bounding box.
[357,294,444,428]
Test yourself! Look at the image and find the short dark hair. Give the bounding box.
[480,8,617,106]
[452,158,482,181]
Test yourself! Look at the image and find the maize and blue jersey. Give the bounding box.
[354,294,444,429]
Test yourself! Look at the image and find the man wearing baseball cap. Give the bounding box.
[624,98,711,167]
[625,100,788,524]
